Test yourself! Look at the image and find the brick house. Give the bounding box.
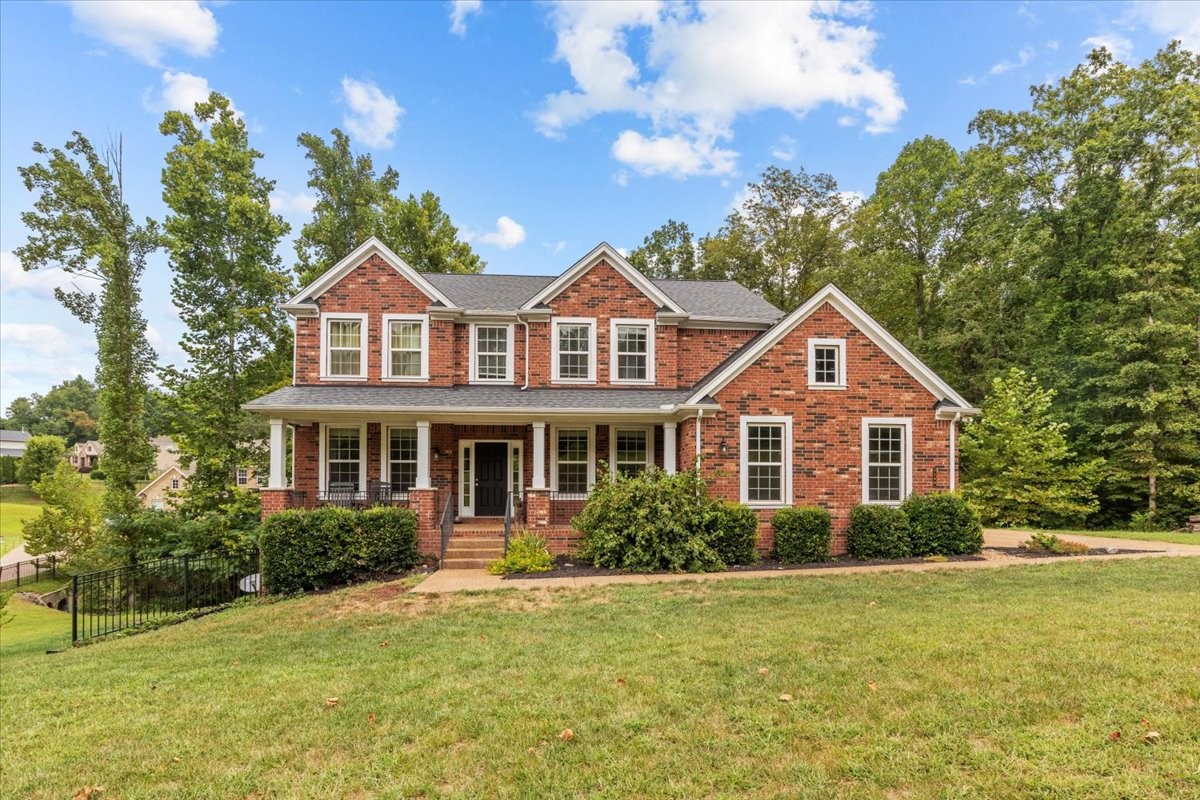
[247,237,977,561]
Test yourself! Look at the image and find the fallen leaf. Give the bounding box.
[1142,731,1161,744]
[366,712,376,725]
[527,747,537,755]
[172,756,181,762]
[868,601,877,607]
[778,693,793,702]
[1107,731,1121,742]
[655,633,664,640]
[324,697,340,708]
[559,728,575,741]
[480,635,486,643]
[73,788,104,800]
[867,681,878,692]
[231,659,240,666]
[758,667,770,676]
[379,641,389,648]
[615,678,627,687]
[1140,717,1149,726]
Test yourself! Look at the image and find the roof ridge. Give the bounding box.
[420,272,555,279]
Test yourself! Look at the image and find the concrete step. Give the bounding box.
[442,557,496,570]
[444,548,504,559]
[451,528,507,538]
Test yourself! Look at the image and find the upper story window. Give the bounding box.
[740,416,793,507]
[553,318,596,383]
[862,418,911,504]
[470,324,513,383]
[170,477,180,490]
[610,319,655,384]
[807,338,846,389]
[236,468,248,486]
[321,313,368,380]
[383,314,429,381]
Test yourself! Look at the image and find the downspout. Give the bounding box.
[694,409,703,471]
[519,316,531,390]
[949,412,962,491]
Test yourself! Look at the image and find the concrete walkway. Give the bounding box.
[413,529,1200,594]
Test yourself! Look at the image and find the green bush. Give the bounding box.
[1022,531,1089,555]
[259,506,419,594]
[17,435,66,486]
[0,456,17,484]
[703,501,760,566]
[902,492,983,555]
[488,533,554,575]
[847,505,911,559]
[772,506,832,563]
[89,468,105,481]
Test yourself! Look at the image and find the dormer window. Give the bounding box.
[807,338,846,389]
[322,313,368,379]
[470,324,513,383]
[383,314,429,381]
[611,319,655,383]
[553,318,596,383]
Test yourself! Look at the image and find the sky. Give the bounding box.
[0,0,1196,411]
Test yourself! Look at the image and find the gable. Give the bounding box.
[136,466,187,499]
[521,243,684,313]
[546,259,661,317]
[284,237,455,311]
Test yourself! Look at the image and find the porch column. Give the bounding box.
[531,422,546,490]
[663,422,677,475]
[268,418,286,489]
[415,420,432,489]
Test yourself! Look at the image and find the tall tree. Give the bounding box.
[16,133,157,517]
[379,190,483,274]
[2,376,99,443]
[159,93,293,512]
[628,219,703,279]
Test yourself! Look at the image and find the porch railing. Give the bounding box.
[548,491,589,526]
[503,491,513,554]
[283,485,412,510]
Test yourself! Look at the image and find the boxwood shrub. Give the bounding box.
[847,505,911,559]
[902,492,983,555]
[772,506,832,563]
[703,501,760,566]
[260,506,418,594]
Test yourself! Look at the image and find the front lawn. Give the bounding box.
[1005,527,1200,547]
[3,559,1199,799]
[0,484,41,556]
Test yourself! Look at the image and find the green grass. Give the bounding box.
[1007,527,1200,547]
[2,559,1198,799]
[0,484,42,556]
[1,593,72,655]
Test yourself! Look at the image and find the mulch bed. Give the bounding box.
[503,553,987,579]
[986,546,1155,559]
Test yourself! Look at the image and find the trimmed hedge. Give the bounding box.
[848,505,911,559]
[902,492,983,555]
[704,501,760,566]
[772,506,832,563]
[260,506,419,594]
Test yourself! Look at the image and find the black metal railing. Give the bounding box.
[0,554,59,589]
[503,491,513,554]
[71,552,257,644]
[439,491,455,562]
[548,491,589,526]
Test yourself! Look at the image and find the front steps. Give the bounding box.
[442,525,506,569]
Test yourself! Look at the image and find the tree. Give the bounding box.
[2,376,99,444]
[15,133,156,518]
[16,435,66,486]
[628,219,704,279]
[960,369,1100,527]
[159,93,293,513]
[379,190,483,274]
[22,461,100,559]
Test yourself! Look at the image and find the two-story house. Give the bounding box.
[247,237,977,559]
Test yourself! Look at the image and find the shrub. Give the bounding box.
[703,501,760,566]
[356,506,420,573]
[772,506,832,563]
[22,462,100,560]
[488,533,554,575]
[1022,532,1090,555]
[902,492,983,555]
[89,469,105,481]
[0,455,17,484]
[847,505,911,559]
[17,435,66,486]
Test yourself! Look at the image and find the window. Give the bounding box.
[152,499,165,511]
[862,419,911,504]
[553,318,596,382]
[470,324,512,383]
[612,428,652,476]
[611,319,655,383]
[511,442,523,500]
[554,428,592,494]
[807,338,846,388]
[326,426,362,490]
[740,416,792,506]
[170,477,180,490]
[383,315,428,380]
[461,445,472,511]
[322,314,368,379]
[236,468,248,486]
[387,428,418,491]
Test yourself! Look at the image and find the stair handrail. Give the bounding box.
[503,491,513,555]
[439,491,455,563]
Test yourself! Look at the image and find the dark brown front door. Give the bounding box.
[474,443,507,516]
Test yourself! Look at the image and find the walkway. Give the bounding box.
[413,530,1200,594]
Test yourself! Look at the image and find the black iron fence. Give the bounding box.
[0,554,60,589]
[71,552,257,643]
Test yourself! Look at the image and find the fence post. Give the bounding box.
[182,554,190,611]
[35,559,40,583]
[71,575,78,644]
[51,555,56,580]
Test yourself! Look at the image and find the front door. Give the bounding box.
[474,443,507,516]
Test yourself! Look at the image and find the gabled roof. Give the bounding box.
[687,284,974,411]
[285,237,457,308]
[519,243,685,313]
[653,279,783,324]
[420,273,554,311]
[0,430,30,443]
[136,464,188,499]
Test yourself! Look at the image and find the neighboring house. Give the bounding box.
[137,436,261,510]
[246,237,977,556]
[69,440,103,472]
[0,430,30,459]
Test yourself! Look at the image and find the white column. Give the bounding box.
[531,422,546,490]
[415,420,432,489]
[268,418,286,489]
[663,422,677,475]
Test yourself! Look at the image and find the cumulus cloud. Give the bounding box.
[478,216,527,249]
[770,135,797,162]
[269,190,318,218]
[534,1,905,178]
[449,0,483,37]
[141,69,240,117]
[0,321,95,408]
[0,251,102,300]
[65,0,219,66]
[1082,34,1134,61]
[340,77,405,148]
[990,45,1035,75]
[1122,0,1199,52]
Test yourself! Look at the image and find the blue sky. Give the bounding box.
[0,0,1195,410]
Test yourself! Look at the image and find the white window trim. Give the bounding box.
[469,323,514,384]
[320,312,369,380]
[551,317,597,384]
[550,424,596,493]
[739,415,793,508]
[609,425,655,477]
[381,314,429,381]
[808,337,847,389]
[457,438,522,517]
[609,318,656,384]
[380,424,419,489]
[236,468,248,486]
[318,422,368,493]
[861,417,913,505]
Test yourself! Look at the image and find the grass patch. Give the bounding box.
[2,560,1199,799]
[0,484,41,556]
[1,595,71,656]
[1006,527,1200,547]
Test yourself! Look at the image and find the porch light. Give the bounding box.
[433,447,443,460]
[719,439,729,456]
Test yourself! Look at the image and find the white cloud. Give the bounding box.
[0,323,77,362]
[142,70,240,117]
[837,114,856,126]
[535,0,905,178]
[0,251,102,300]
[613,169,630,187]
[544,240,567,255]
[770,135,797,162]
[478,216,527,249]
[1017,2,1039,24]
[448,0,483,37]
[66,0,219,66]
[1045,39,1059,50]
[340,77,405,149]
[269,190,317,218]
[1123,1,1199,52]
[0,322,94,408]
[989,45,1035,75]
[1082,34,1134,61]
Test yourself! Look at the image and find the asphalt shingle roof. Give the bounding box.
[419,273,553,311]
[653,279,783,322]
[245,385,714,413]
